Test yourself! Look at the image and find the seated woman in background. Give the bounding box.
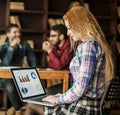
[25,6,114,115]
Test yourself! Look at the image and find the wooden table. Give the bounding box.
[0,69,69,93]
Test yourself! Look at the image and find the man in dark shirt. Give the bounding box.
[0,24,37,115]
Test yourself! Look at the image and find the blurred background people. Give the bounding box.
[0,24,37,115]
[42,24,73,70]
[42,24,73,92]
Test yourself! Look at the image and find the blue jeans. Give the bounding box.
[0,79,25,111]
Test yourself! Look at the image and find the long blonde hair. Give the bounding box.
[63,6,114,82]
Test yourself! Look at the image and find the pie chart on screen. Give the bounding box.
[31,72,37,79]
[21,87,28,94]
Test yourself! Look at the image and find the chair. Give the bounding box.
[100,77,120,115]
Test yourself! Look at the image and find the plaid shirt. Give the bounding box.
[57,39,105,104]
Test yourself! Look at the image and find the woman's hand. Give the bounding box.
[42,95,57,104]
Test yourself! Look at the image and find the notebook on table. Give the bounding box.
[10,67,56,107]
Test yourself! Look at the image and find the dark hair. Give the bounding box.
[5,24,19,33]
[51,24,68,39]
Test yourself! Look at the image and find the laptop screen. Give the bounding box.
[11,68,46,99]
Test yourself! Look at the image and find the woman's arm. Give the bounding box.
[57,41,97,104]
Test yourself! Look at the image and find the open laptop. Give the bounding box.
[10,67,56,107]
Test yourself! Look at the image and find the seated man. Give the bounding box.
[24,24,73,115]
[42,24,73,93]
[43,24,73,70]
[0,24,37,115]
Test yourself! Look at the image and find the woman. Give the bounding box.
[25,6,114,115]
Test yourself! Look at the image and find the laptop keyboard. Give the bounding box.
[31,96,47,102]
[31,97,42,101]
